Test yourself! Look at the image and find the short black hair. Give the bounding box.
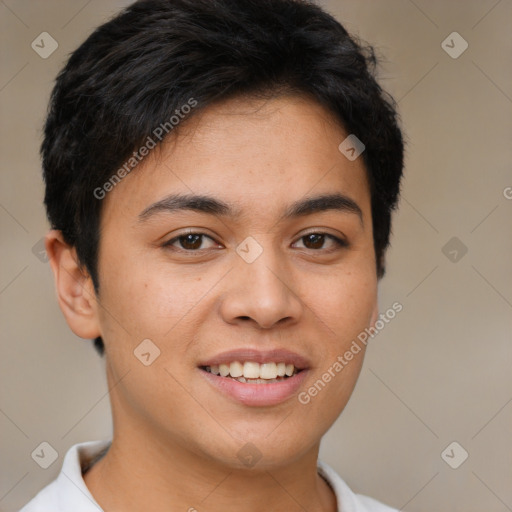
[42,0,405,357]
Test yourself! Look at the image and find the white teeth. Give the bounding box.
[205,361,299,380]
[219,364,230,377]
[229,361,243,378]
[243,361,260,379]
[260,362,277,379]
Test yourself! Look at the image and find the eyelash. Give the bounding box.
[162,231,348,254]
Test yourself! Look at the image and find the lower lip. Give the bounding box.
[199,368,309,407]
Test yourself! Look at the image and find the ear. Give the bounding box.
[45,230,102,340]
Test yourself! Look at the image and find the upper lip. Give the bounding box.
[199,348,310,370]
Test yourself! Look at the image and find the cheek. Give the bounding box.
[308,268,377,344]
[98,246,211,341]
[302,267,376,413]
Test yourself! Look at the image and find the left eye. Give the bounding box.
[163,232,347,252]
[292,233,347,251]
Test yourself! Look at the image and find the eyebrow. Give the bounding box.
[138,192,363,225]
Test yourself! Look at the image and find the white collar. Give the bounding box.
[20,440,396,512]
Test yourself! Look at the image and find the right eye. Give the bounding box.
[162,232,220,252]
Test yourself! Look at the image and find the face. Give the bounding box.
[89,94,378,469]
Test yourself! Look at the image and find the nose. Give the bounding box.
[219,241,304,330]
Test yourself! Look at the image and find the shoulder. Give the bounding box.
[19,440,111,512]
[317,460,398,512]
[19,480,64,512]
[19,480,59,512]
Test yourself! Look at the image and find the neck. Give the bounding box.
[83,423,336,512]
[83,362,337,512]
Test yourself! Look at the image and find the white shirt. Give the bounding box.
[19,440,398,512]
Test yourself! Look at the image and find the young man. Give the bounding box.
[21,0,404,510]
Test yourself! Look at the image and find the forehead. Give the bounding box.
[100,93,371,225]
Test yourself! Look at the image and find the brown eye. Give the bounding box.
[177,234,203,250]
[293,233,347,251]
[302,233,325,249]
[164,233,217,251]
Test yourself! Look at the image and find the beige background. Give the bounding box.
[1,1,511,511]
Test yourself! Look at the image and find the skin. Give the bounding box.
[46,93,379,512]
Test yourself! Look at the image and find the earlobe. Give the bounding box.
[45,230,102,340]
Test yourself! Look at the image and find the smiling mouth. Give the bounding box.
[200,361,301,384]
